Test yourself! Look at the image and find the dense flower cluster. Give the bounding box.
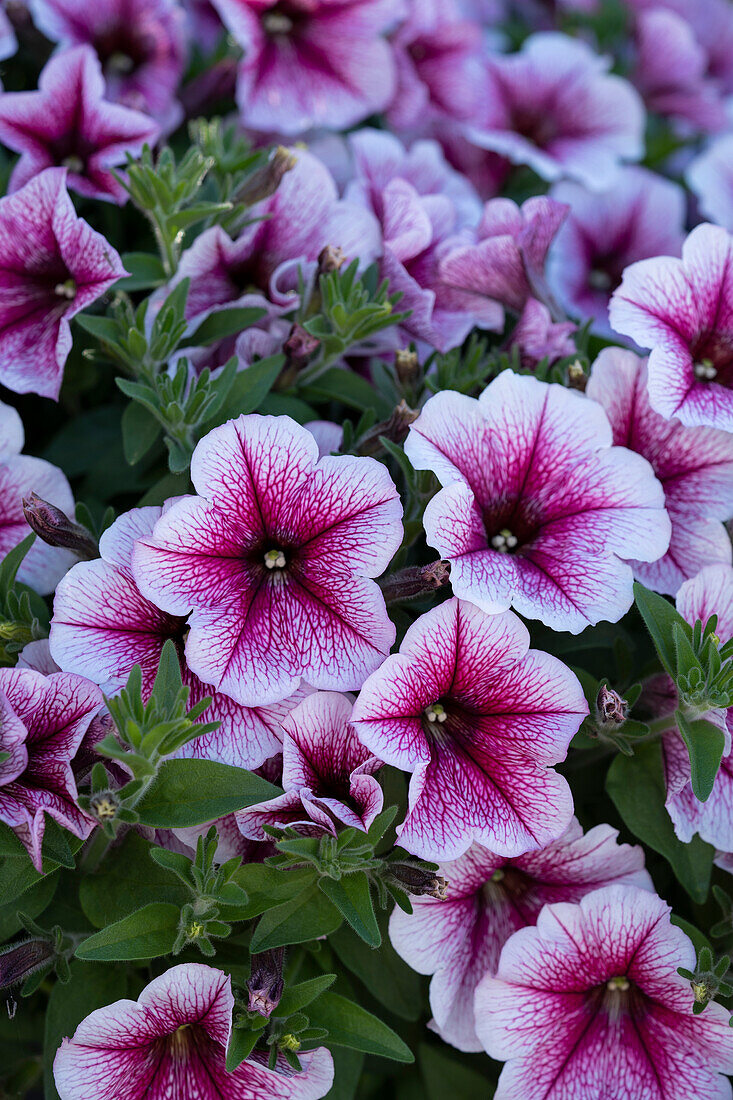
[1,1,733,1098]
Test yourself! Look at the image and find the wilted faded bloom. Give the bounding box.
[475,885,733,1100]
[53,963,334,1099]
[132,414,403,706]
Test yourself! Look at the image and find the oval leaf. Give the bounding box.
[135,759,282,828]
[75,903,179,961]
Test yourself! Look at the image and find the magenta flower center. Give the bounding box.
[94,26,151,79]
[489,527,519,554]
[691,332,733,387]
[264,548,287,570]
[262,5,307,37]
[507,104,559,149]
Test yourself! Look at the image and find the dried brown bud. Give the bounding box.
[317,245,346,276]
[395,348,420,386]
[22,493,98,560]
[235,146,296,206]
[380,559,451,603]
[357,400,419,456]
[247,948,285,1018]
[0,939,54,993]
[566,359,587,392]
[388,863,448,900]
[283,322,320,372]
[596,684,628,726]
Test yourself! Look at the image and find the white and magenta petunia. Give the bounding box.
[475,885,733,1100]
[0,666,101,871]
[389,819,651,1052]
[404,371,671,633]
[50,507,303,771]
[132,414,403,707]
[549,167,686,338]
[506,298,576,371]
[351,597,587,862]
[0,399,76,594]
[0,167,126,399]
[53,963,334,1100]
[467,33,645,190]
[211,0,403,135]
[610,223,733,432]
[586,348,733,594]
[0,45,159,203]
[30,0,188,131]
[236,691,383,838]
[628,0,733,100]
[687,134,733,232]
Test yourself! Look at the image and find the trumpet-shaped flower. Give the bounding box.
[390,820,651,1052]
[687,135,733,232]
[0,666,101,871]
[475,885,733,1100]
[610,222,733,432]
[0,168,125,399]
[586,348,733,593]
[237,691,383,838]
[405,371,670,633]
[50,507,303,770]
[132,414,403,707]
[351,597,586,862]
[53,963,334,1100]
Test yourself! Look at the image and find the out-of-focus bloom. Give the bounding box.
[237,691,383,838]
[507,299,576,370]
[550,167,686,338]
[439,195,568,325]
[467,33,645,190]
[610,223,733,432]
[53,963,334,1100]
[183,0,225,52]
[30,0,187,131]
[132,414,403,707]
[50,507,304,770]
[632,8,729,132]
[586,348,733,594]
[0,168,125,399]
[404,371,670,633]
[211,0,403,135]
[628,0,733,99]
[1,400,76,594]
[687,135,733,232]
[0,666,101,871]
[476,885,733,1100]
[351,597,586,861]
[390,820,651,1052]
[0,45,159,203]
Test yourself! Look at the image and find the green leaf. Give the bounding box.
[118,252,166,291]
[299,368,391,417]
[135,759,282,828]
[0,872,58,941]
[675,709,725,802]
[634,582,689,677]
[231,865,316,919]
[225,1027,260,1072]
[75,902,180,961]
[307,992,413,1063]
[150,637,183,710]
[276,974,337,1018]
[205,354,284,426]
[324,1047,364,1100]
[419,1044,495,1100]
[40,818,76,870]
[121,400,161,464]
[318,873,380,947]
[0,533,35,595]
[606,740,713,903]
[182,306,267,347]
[79,832,190,928]
[330,920,423,1021]
[43,961,128,1100]
[250,882,342,952]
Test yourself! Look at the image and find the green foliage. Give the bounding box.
[0,536,47,665]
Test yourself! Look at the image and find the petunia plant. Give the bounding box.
[4,3,733,1099]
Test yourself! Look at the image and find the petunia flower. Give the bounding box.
[467,33,645,190]
[53,963,334,1100]
[351,597,586,862]
[506,298,576,370]
[389,819,651,1052]
[237,691,383,839]
[50,506,303,771]
[586,348,733,594]
[132,414,403,707]
[0,45,159,203]
[210,0,404,135]
[0,666,101,871]
[687,134,733,232]
[475,885,733,1100]
[0,399,76,594]
[0,167,126,399]
[610,223,733,432]
[30,0,187,131]
[628,0,733,100]
[549,166,685,338]
[404,371,671,633]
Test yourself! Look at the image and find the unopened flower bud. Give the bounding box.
[283,322,319,372]
[234,146,296,206]
[0,938,54,992]
[387,862,448,900]
[357,400,419,456]
[247,948,285,1018]
[22,493,98,560]
[395,348,420,386]
[317,245,346,275]
[596,684,628,726]
[280,1033,301,1053]
[566,359,587,392]
[380,560,451,604]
